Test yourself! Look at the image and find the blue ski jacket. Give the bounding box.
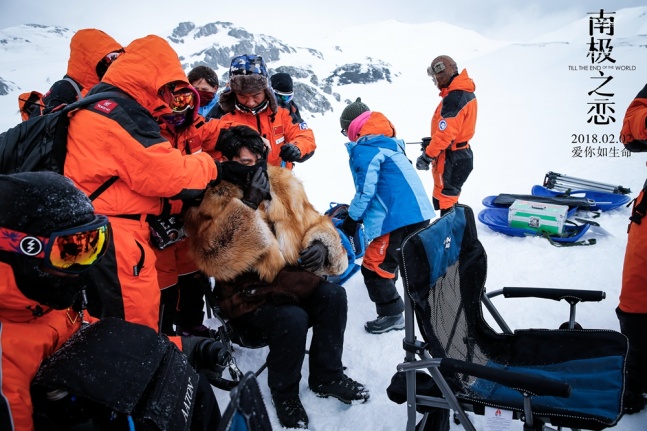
[346,114,435,240]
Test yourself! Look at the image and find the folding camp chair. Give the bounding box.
[396,204,628,431]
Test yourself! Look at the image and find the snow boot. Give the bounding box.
[271,392,309,429]
[365,314,405,334]
[310,374,370,404]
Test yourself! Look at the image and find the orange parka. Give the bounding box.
[217,106,316,169]
[64,35,219,331]
[155,116,231,289]
[425,69,477,209]
[20,29,123,119]
[620,83,647,313]
[426,69,477,158]
[0,263,82,431]
[66,28,123,96]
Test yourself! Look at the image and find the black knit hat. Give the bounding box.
[270,73,293,93]
[340,97,370,130]
[0,171,95,236]
[0,172,98,310]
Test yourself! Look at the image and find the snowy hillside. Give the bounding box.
[1,6,647,429]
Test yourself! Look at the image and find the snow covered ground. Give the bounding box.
[206,8,647,430]
[1,4,647,430]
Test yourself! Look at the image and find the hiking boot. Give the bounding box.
[176,324,212,337]
[364,314,405,334]
[310,374,370,404]
[271,393,309,429]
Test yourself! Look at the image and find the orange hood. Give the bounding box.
[440,69,476,97]
[357,111,397,139]
[102,34,189,116]
[66,28,122,92]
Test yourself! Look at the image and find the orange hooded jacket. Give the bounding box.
[64,35,219,332]
[218,105,316,169]
[620,83,647,313]
[155,115,232,289]
[620,83,647,149]
[66,28,123,95]
[20,29,123,119]
[0,263,82,431]
[425,69,477,158]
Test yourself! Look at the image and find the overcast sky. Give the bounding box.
[1,0,645,44]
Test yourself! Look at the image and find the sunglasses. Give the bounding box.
[0,215,110,274]
[341,129,348,137]
[274,90,293,103]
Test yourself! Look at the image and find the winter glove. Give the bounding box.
[421,137,431,149]
[242,166,270,210]
[416,153,434,171]
[341,216,360,237]
[299,240,328,272]
[182,336,231,375]
[279,143,302,163]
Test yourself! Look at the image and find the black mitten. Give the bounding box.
[279,143,302,162]
[341,216,359,237]
[242,166,270,209]
[299,240,328,272]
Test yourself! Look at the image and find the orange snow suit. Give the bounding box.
[218,105,316,169]
[620,83,647,313]
[424,69,477,210]
[64,35,220,332]
[0,263,82,431]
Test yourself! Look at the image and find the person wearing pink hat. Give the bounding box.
[339,98,435,334]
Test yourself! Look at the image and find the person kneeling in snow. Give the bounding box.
[184,125,369,429]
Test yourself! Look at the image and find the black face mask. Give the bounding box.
[1,252,91,310]
[220,160,268,186]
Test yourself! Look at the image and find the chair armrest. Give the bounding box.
[498,287,605,303]
[398,357,571,398]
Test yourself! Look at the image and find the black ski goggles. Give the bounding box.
[0,215,110,274]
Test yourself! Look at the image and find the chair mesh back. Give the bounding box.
[402,205,497,389]
[401,205,628,429]
[427,261,489,371]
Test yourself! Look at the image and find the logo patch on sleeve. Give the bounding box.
[273,125,284,135]
[94,100,119,114]
[438,119,447,131]
[299,122,309,130]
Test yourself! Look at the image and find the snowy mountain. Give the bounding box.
[2,7,647,429]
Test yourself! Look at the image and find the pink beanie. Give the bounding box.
[347,111,372,142]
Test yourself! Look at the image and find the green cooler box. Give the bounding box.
[508,199,568,235]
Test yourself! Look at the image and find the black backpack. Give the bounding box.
[0,91,123,199]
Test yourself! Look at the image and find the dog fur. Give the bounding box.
[184,165,347,283]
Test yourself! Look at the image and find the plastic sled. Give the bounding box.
[478,207,590,242]
[531,185,631,212]
[482,195,578,218]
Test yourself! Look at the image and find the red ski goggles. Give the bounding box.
[159,84,196,113]
[0,215,110,274]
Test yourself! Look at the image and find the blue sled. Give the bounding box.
[478,207,590,242]
[531,185,631,212]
